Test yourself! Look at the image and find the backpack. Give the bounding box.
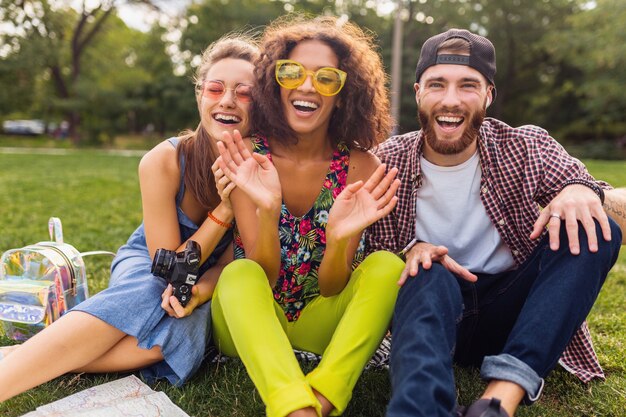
[0,218,115,341]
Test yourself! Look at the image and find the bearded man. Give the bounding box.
[367,29,622,417]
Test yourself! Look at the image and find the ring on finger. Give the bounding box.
[550,213,561,220]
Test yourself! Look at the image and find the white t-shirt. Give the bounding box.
[415,152,515,274]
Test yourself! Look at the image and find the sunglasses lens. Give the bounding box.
[277,62,305,89]
[204,81,225,98]
[314,69,344,96]
[235,84,253,102]
[276,60,346,96]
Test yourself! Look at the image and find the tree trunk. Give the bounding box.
[68,111,81,145]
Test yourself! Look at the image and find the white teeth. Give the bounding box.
[437,116,462,123]
[293,100,319,109]
[214,114,241,123]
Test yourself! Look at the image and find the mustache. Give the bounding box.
[417,104,484,128]
[431,106,468,118]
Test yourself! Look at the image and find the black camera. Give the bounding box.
[151,240,201,307]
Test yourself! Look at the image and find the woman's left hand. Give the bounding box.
[216,130,282,212]
[212,160,236,209]
[327,164,400,241]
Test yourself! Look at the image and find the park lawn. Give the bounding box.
[0,151,624,417]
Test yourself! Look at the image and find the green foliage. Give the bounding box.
[0,1,186,142]
[565,140,626,161]
[539,0,626,142]
[134,26,198,136]
[1,0,625,145]
[0,150,625,416]
[180,0,285,60]
[0,0,70,118]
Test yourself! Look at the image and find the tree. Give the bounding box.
[460,0,587,127]
[178,0,394,127]
[133,25,197,137]
[0,0,158,143]
[538,0,626,142]
[178,0,287,72]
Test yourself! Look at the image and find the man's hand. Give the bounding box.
[530,184,611,254]
[398,241,477,286]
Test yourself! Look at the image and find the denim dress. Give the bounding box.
[72,137,232,385]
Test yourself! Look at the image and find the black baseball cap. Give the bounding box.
[415,29,497,99]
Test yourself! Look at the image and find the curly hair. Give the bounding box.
[178,34,260,209]
[251,14,391,150]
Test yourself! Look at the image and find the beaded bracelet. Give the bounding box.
[561,179,605,204]
[207,211,232,229]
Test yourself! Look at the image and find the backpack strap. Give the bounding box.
[76,251,117,259]
[47,218,116,258]
[48,217,63,243]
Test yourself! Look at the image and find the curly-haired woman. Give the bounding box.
[213,15,404,417]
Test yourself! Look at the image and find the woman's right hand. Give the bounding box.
[216,130,282,212]
[161,284,203,318]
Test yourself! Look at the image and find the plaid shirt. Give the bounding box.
[367,117,611,382]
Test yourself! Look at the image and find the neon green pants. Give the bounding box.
[211,251,404,417]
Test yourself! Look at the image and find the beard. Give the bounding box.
[418,103,485,155]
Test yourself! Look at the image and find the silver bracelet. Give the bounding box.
[398,238,422,259]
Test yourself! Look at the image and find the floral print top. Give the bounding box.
[233,135,366,322]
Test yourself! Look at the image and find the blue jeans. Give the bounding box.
[387,219,622,417]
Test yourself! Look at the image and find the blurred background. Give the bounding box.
[1,0,624,159]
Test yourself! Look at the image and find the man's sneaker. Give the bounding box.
[462,398,510,417]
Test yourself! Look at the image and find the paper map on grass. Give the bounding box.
[21,375,190,417]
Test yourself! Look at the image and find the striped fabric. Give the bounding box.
[206,334,393,370]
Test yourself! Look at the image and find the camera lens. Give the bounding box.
[151,249,174,278]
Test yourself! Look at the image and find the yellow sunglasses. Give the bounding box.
[275,59,347,97]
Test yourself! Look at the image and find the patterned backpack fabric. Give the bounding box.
[0,218,114,341]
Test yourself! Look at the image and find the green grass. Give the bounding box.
[0,133,164,150]
[0,150,625,416]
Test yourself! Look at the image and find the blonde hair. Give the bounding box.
[193,34,260,94]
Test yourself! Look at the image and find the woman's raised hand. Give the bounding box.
[216,130,282,211]
[326,164,400,241]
